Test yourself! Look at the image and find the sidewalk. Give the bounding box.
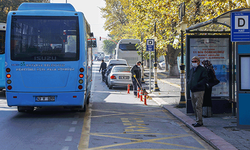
[143,70,250,150]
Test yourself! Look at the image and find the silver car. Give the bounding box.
[107,66,132,89]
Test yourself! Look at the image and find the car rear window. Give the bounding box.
[113,67,130,72]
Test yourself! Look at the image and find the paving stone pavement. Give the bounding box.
[143,70,250,150]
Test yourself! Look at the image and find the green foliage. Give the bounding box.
[0,0,50,23]
[101,0,248,75]
[102,40,117,55]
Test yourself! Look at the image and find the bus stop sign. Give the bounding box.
[231,12,250,42]
[146,39,155,51]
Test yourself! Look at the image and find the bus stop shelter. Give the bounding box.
[185,8,250,128]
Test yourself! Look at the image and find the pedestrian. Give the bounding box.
[202,60,220,117]
[187,56,208,127]
[99,59,107,82]
[131,61,142,97]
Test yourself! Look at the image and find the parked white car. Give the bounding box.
[107,66,132,89]
[158,62,166,70]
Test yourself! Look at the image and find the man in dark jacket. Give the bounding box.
[99,59,107,82]
[187,56,208,127]
[131,61,142,97]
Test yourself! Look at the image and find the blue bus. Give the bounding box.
[5,3,92,112]
[0,23,6,92]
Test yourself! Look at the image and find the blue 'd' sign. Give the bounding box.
[231,12,250,42]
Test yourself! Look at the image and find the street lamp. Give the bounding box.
[141,32,145,84]
[177,21,187,108]
[154,22,160,91]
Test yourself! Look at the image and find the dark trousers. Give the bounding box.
[132,78,141,96]
[101,70,105,81]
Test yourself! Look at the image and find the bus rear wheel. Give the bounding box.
[18,106,34,112]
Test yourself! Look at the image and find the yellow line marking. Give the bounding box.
[91,109,168,119]
[123,123,132,125]
[78,104,92,150]
[87,133,203,150]
[158,73,181,88]
[136,120,144,122]
[126,126,148,129]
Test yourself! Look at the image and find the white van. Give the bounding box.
[115,39,140,66]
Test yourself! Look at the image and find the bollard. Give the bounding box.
[137,87,140,98]
[144,93,147,105]
[140,89,143,101]
[127,84,130,94]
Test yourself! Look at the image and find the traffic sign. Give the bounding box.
[146,39,155,51]
[231,12,250,42]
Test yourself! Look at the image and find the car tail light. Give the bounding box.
[110,75,116,79]
[78,85,83,89]
[7,85,12,90]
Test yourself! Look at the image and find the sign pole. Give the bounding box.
[146,39,155,93]
[149,51,151,93]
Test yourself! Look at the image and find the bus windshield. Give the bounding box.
[11,16,79,61]
[119,44,138,51]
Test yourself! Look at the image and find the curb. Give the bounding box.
[148,92,238,150]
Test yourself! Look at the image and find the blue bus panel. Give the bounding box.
[5,3,92,111]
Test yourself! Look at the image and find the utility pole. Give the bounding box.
[154,22,160,91]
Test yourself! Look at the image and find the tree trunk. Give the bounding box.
[164,54,169,71]
[166,44,180,76]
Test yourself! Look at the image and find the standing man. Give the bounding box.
[99,59,107,82]
[187,56,208,127]
[131,61,142,97]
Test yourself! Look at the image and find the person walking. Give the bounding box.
[131,61,142,97]
[99,59,107,82]
[187,56,208,127]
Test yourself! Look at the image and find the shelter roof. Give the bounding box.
[186,8,250,33]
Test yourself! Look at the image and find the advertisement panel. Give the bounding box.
[188,36,231,97]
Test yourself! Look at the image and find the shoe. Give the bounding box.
[192,123,203,127]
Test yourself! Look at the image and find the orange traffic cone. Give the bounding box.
[127,84,130,94]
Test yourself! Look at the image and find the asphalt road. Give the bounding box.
[79,61,214,150]
[0,61,214,150]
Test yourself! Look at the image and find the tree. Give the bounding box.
[101,0,248,76]
[102,40,117,55]
[0,0,50,23]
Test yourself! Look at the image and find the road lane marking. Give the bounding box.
[80,108,209,150]
[61,146,69,150]
[78,104,92,150]
[72,121,78,125]
[69,127,75,132]
[157,73,181,88]
[65,136,72,142]
[91,109,168,119]
[87,133,202,150]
